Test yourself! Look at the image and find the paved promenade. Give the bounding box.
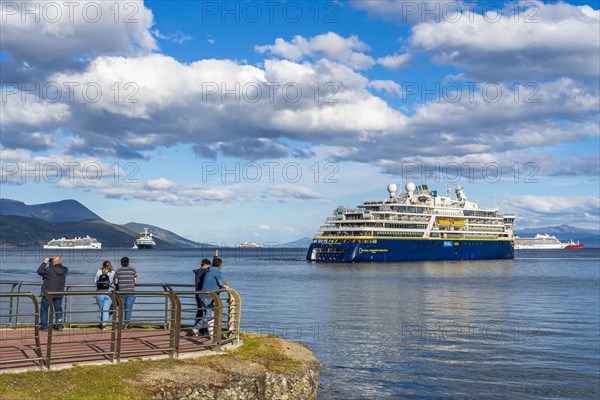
[0,326,215,371]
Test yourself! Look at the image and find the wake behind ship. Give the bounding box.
[307,183,515,262]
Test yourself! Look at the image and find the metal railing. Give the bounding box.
[0,292,44,369]
[0,281,241,370]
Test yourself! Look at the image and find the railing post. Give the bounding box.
[30,293,44,369]
[7,282,18,326]
[44,292,53,370]
[227,289,242,344]
[162,284,172,329]
[169,292,181,358]
[65,286,72,327]
[210,293,223,352]
[114,292,123,363]
[15,282,24,326]
[109,291,118,363]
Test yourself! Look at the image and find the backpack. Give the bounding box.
[96,272,111,290]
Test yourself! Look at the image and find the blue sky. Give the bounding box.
[1,0,599,245]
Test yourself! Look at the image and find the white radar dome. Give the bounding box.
[406,182,416,193]
[387,183,397,194]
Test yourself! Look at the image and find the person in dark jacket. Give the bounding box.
[37,256,68,331]
[192,258,212,326]
[191,255,228,337]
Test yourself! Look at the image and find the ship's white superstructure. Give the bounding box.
[316,183,515,242]
[43,236,102,249]
[514,234,562,249]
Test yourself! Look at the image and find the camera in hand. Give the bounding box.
[48,258,53,263]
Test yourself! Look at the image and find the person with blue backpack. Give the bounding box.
[94,260,116,330]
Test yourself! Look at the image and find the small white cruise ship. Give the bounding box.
[134,228,156,249]
[307,183,516,262]
[43,236,102,249]
[514,234,584,249]
[237,241,262,248]
[514,234,562,249]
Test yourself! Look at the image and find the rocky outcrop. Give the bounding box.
[149,334,320,400]
[152,368,319,400]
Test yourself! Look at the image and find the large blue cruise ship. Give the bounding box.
[307,183,515,262]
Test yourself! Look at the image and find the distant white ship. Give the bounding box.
[44,236,102,249]
[514,234,563,249]
[134,227,156,249]
[237,241,261,248]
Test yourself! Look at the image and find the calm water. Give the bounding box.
[1,247,599,399]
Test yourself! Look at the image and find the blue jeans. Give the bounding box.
[193,296,214,333]
[40,296,63,330]
[95,294,112,325]
[120,295,136,325]
[194,294,204,323]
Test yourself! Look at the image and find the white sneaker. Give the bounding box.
[192,328,200,337]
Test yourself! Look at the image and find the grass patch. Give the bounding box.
[0,333,306,399]
[230,333,303,373]
[0,360,151,400]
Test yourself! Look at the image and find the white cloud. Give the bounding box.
[152,29,192,44]
[368,80,403,96]
[410,1,600,80]
[351,0,464,23]
[0,0,157,63]
[256,32,375,70]
[267,185,323,200]
[5,54,405,158]
[503,195,600,227]
[146,177,176,190]
[377,53,411,70]
[1,87,71,127]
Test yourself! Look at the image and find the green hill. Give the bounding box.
[0,198,102,222]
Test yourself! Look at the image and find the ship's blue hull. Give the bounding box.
[135,244,155,250]
[306,239,514,262]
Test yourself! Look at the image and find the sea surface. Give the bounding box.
[1,247,599,399]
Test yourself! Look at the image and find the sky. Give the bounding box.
[1,0,599,245]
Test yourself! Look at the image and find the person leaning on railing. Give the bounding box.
[37,256,68,332]
[94,260,116,330]
[190,256,228,338]
[192,258,212,327]
[114,257,137,330]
